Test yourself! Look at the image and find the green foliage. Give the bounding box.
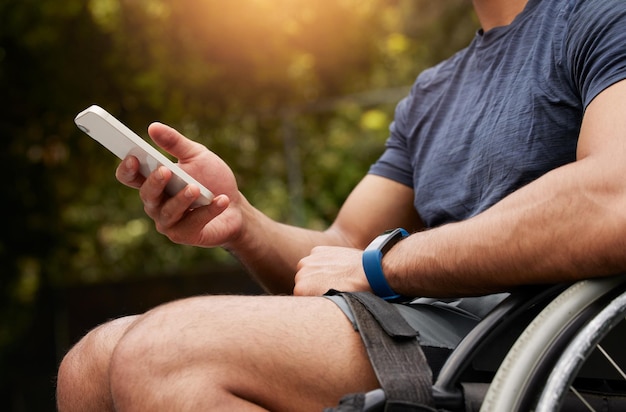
[0,0,477,407]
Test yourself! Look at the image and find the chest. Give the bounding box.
[404,39,582,227]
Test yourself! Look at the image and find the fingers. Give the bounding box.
[294,247,370,296]
[157,195,230,245]
[115,156,145,189]
[136,165,230,242]
[139,166,172,214]
[139,166,204,224]
[153,194,230,245]
[116,159,188,212]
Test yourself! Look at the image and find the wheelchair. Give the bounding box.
[361,273,626,411]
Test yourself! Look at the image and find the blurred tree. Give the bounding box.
[0,0,476,409]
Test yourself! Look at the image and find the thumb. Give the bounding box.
[147,122,205,163]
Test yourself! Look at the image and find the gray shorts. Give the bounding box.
[325,292,508,377]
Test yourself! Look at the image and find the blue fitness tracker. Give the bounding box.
[362,228,409,301]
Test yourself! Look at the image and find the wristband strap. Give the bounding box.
[362,228,408,301]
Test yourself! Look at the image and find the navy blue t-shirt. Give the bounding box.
[370,0,626,229]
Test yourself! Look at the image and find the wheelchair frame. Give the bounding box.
[361,274,626,411]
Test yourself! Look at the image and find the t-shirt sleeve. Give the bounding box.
[368,94,415,188]
[566,0,626,108]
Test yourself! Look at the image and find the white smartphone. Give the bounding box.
[75,105,214,208]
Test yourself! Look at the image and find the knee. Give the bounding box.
[56,339,83,409]
[56,316,138,411]
[109,302,193,383]
[108,304,192,407]
[108,298,226,405]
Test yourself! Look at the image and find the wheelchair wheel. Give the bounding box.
[535,289,626,411]
[480,275,626,412]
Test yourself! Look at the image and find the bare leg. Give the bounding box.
[58,295,380,411]
[57,316,139,411]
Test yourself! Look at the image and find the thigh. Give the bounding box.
[110,295,379,411]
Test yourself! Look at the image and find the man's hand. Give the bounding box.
[115,122,243,248]
[293,246,371,296]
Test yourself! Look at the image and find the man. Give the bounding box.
[57,0,626,410]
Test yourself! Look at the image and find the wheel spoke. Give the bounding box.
[597,343,626,380]
[569,386,597,412]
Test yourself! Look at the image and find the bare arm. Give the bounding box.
[225,175,421,293]
[116,123,421,295]
[384,79,626,297]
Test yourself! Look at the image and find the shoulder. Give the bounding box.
[561,0,626,107]
[568,0,626,17]
[564,0,626,37]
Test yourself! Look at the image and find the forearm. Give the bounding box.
[384,159,626,297]
[225,175,422,295]
[224,197,349,294]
